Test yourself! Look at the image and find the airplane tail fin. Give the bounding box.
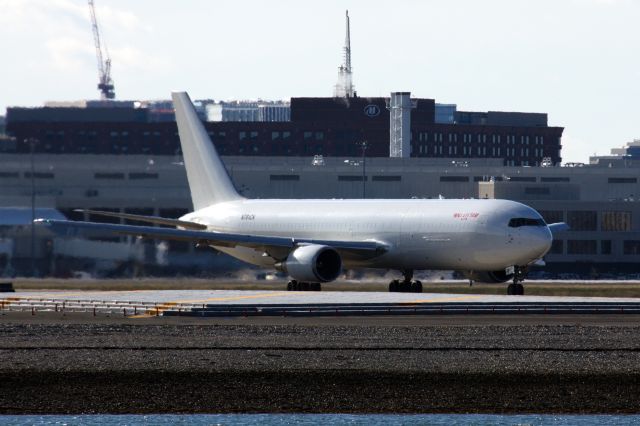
[172,91,243,210]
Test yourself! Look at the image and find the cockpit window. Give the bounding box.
[508,217,546,228]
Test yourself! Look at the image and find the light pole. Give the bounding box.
[358,141,368,199]
[28,138,37,277]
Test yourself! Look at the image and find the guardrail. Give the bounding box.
[3,298,640,317]
[163,302,640,317]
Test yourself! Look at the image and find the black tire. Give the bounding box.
[389,280,399,292]
[287,281,293,291]
[300,282,310,291]
[400,281,411,293]
[516,283,524,295]
[507,283,515,295]
[312,283,321,291]
[411,280,423,293]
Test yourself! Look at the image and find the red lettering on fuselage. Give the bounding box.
[453,212,480,221]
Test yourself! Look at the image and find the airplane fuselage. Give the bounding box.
[183,198,552,273]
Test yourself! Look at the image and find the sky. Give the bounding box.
[0,0,638,163]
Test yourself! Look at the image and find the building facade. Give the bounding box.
[1,153,640,277]
[4,95,563,165]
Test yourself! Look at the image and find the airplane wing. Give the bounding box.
[34,219,388,261]
[547,222,569,233]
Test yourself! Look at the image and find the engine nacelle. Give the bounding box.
[464,270,514,284]
[278,244,342,283]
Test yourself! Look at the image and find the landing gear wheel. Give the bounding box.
[311,283,322,291]
[410,280,423,293]
[287,280,297,291]
[389,280,400,292]
[506,265,528,295]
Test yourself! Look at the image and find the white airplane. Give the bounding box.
[37,91,568,295]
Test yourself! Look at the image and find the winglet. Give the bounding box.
[172,91,243,210]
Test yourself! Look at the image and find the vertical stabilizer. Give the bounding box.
[172,91,242,210]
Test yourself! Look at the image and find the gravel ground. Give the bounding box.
[1,314,640,413]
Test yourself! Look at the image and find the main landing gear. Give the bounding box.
[287,280,321,291]
[388,270,423,293]
[507,266,526,296]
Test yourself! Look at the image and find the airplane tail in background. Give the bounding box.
[172,91,243,210]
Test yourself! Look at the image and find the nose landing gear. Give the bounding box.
[506,266,527,295]
[388,270,423,293]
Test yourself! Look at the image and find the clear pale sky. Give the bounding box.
[0,0,638,163]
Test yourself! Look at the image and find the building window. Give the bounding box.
[338,175,367,181]
[608,177,637,184]
[550,240,563,254]
[95,172,125,180]
[440,176,469,182]
[524,187,550,195]
[129,172,158,179]
[270,174,299,181]
[567,240,597,255]
[567,211,597,231]
[509,177,536,182]
[271,132,280,140]
[315,131,324,140]
[623,241,640,255]
[303,131,313,140]
[239,131,246,141]
[601,240,612,255]
[539,210,563,224]
[24,172,54,179]
[601,211,632,232]
[541,177,570,182]
[372,175,401,182]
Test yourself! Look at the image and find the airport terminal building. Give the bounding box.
[1,94,638,278]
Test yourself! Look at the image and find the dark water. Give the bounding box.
[0,414,639,425]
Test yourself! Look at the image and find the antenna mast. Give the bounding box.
[333,10,355,98]
[344,10,351,73]
[88,0,115,100]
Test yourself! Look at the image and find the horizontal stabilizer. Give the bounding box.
[547,222,570,233]
[74,209,206,230]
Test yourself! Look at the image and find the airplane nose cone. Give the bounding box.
[515,227,553,262]
[531,227,553,258]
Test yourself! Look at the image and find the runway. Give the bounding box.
[3,289,640,317]
[3,288,640,413]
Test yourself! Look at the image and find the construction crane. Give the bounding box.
[88,0,115,100]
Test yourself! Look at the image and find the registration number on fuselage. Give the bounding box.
[241,214,255,221]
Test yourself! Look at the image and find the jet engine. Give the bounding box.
[278,244,342,282]
[464,270,514,284]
